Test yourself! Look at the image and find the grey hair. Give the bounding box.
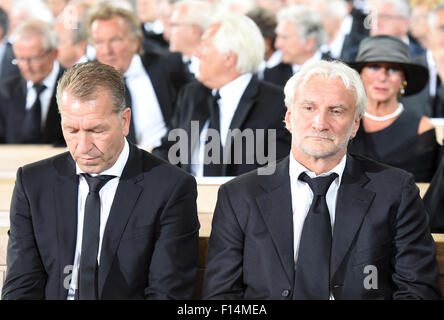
[12,19,58,51]
[174,0,214,31]
[284,60,367,118]
[372,0,411,18]
[56,61,126,114]
[277,5,327,51]
[211,12,265,74]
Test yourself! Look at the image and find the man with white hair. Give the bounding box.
[202,60,441,300]
[153,12,291,176]
[264,5,328,88]
[0,19,65,145]
[169,0,214,79]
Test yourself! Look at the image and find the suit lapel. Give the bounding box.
[330,154,375,277]
[98,144,143,298]
[53,153,79,299]
[222,77,260,175]
[255,157,295,284]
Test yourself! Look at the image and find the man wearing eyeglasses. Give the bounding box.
[0,19,65,145]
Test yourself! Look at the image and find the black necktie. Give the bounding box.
[433,75,443,117]
[78,173,115,300]
[293,172,338,300]
[124,78,137,144]
[203,91,222,176]
[21,83,46,143]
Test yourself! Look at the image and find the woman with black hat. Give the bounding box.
[348,35,440,182]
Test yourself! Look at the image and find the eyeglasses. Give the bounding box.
[14,50,51,65]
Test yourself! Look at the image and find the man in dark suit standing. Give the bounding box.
[88,4,188,151]
[0,19,65,145]
[2,61,199,300]
[203,60,441,300]
[153,12,291,177]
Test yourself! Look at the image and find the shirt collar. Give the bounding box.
[76,138,130,177]
[292,50,322,74]
[289,152,347,185]
[27,61,60,90]
[215,72,253,100]
[124,54,144,79]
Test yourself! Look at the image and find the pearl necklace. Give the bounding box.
[364,103,404,122]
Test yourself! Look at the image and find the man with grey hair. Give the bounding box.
[169,0,214,79]
[0,19,65,145]
[264,4,328,88]
[344,0,424,61]
[203,60,441,300]
[2,61,200,300]
[403,4,444,117]
[153,12,291,177]
[55,0,90,68]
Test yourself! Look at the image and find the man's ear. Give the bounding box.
[350,113,362,139]
[121,107,131,137]
[226,51,238,69]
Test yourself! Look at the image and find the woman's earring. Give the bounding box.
[399,80,407,96]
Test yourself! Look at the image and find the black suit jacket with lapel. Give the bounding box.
[152,76,291,176]
[203,154,441,300]
[0,66,65,145]
[2,143,200,299]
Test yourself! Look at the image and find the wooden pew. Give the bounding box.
[433,234,444,296]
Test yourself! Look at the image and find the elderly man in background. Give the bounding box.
[153,12,291,177]
[55,0,90,68]
[0,19,65,145]
[264,5,327,88]
[168,0,214,79]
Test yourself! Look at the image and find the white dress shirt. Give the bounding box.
[124,54,167,150]
[288,153,346,264]
[190,73,253,177]
[26,61,60,128]
[257,50,283,80]
[426,50,438,97]
[67,139,130,300]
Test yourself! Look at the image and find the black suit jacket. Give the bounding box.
[153,77,291,176]
[203,154,441,299]
[0,42,20,83]
[401,53,444,117]
[2,143,200,299]
[0,66,65,145]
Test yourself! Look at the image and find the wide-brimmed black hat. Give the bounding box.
[348,35,428,96]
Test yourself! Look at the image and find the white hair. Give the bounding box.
[284,60,367,117]
[173,0,214,31]
[11,0,54,24]
[323,0,349,20]
[277,5,327,50]
[211,12,265,74]
[372,0,410,18]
